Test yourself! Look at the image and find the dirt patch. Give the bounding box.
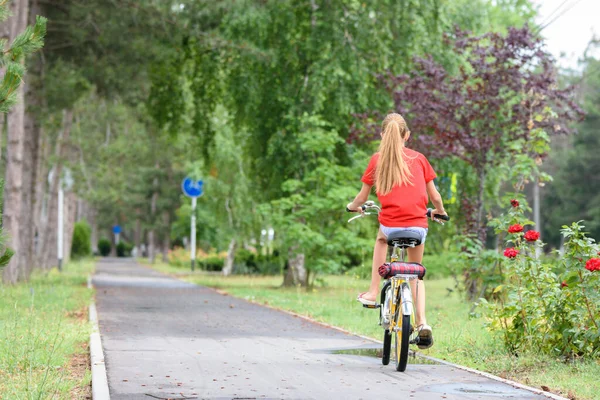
[68,343,92,399]
[66,306,88,322]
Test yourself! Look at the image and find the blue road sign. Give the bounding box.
[112,225,122,234]
[182,177,204,198]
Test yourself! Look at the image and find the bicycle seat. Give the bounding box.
[387,231,422,247]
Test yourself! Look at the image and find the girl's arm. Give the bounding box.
[347,183,372,211]
[426,181,447,217]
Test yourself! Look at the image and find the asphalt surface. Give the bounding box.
[93,259,549,400]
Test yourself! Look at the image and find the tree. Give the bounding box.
[267,115,376,286]
[1,0,46,284]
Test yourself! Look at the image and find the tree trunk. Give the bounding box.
[147,230,155,263]
[462,167,488,300]
[148,172,159,263]
[223,239,236,276]
[476,168,487,243]
[161,210,170,263]
[17,80,39,281]
[40,109,73,270]
[283,247,307,287]
[33,127,49,264]
[63,192,77,264]
[1,0,31,284]
[133,217,141,257]
[89,207,98,254]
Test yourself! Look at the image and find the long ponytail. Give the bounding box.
[375,113,413,195]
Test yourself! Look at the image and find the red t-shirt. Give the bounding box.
[361,149,437,228]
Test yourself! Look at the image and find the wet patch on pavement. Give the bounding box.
[417,381,543,398]
[330,347,440,365]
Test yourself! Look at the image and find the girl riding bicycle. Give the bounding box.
[346,113,447,349]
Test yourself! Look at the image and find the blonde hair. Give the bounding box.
[375,113,413,195]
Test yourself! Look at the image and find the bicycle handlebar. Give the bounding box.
[347,203,450,224]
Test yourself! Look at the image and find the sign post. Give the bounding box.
[57,187,64,271]
[50,167,73,271]
[182,177,203,271]
[191,197,197,271]
[113,225,122,246]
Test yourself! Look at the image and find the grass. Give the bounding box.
[150,261,599,400]
[0,259,94,400]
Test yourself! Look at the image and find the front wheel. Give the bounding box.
[395,314,411,372]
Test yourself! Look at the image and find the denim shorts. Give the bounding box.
[380,225,428,244]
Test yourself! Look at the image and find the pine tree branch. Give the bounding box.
[4,16,47,60]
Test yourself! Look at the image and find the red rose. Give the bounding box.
[508,224,524,233]
[561,281,568,288]
[511,199,519,208]
[504,248,519,258]
[524,230,540,242]
[585,258,600,272]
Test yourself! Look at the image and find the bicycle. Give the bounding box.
[347,201,449,372]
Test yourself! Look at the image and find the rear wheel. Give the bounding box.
[380,283,392,365]
[382,329,391,365]
[395,314,411,372]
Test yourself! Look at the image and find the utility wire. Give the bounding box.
[539,0,571,27]
[537,0,585,33]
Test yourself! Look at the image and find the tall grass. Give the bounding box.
[0,260,94,399]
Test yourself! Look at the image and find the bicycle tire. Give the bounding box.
[382,329,392,365]
[395,314,410,372]
[380,282,391,365]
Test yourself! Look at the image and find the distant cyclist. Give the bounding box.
[346,113,447,349]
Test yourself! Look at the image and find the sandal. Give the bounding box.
[357,292,377,306]
[416,324,434,349]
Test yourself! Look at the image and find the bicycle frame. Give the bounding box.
[382,245,417,327]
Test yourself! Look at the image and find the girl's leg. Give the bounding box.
[407,244,426,326]
[360,229,388,302]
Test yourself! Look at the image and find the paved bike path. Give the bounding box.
[93,259,549,400]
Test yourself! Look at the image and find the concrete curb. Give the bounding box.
[88,276,111,400]
[210,287,569,400]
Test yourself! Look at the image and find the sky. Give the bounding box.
[533,0,600,70]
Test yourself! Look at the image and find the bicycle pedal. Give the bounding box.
[409,337,420,345]
[362,304,380,309]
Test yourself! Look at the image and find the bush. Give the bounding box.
[203,255,224,271]
[97,238,111,257]
[167,247,227,271]
[235,248,256,270]
[71,221,92,259]
[116,241,133,257]
[481,200,600,358]
[233,248,281,275]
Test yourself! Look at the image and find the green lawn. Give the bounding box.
[0,260,94,399]
[150,262,599,400]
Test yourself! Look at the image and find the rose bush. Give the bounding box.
[481,200,600,358]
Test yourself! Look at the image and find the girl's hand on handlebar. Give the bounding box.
[427,208,449,224]
[346,202,364,214]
